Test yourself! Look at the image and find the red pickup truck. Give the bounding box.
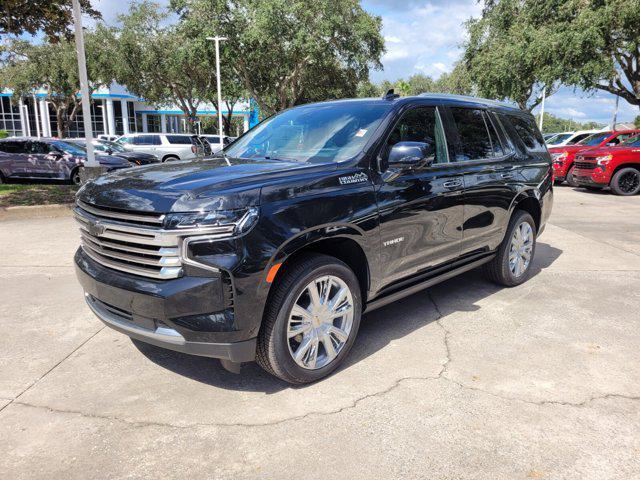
[549,130,639,186]
[572,134,640,195]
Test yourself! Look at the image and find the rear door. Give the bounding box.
[0,140,29,177]
[376,104,465,285]
[441,106,519,255]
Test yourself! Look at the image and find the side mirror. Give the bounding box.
[387,141,434,169]
[48,150,63,158]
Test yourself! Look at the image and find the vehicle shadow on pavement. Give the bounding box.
[133,242,562,392]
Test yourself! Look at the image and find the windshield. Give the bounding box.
[548,133,572,144]
[100,140,126,152]
[578,133,610,146]
[225,102,392,163]
[621,135,640,146]
[52,140,87,156]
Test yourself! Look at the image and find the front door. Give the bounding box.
[375,105,465,286]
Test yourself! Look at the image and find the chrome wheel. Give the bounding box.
[508,221,533,278]
[287,275,354,370]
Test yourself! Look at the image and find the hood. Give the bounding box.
[77,156,327,213]
[91,154,130,166]
[548,145,589,154]
[577,145,640,157]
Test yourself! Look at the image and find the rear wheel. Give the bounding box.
[565,165,578,187]
[610,167,640,196]
[162,155,179,162]
[256,253,362,384]
[483,210,537,287]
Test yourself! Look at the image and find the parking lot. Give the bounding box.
[1,186,639,479]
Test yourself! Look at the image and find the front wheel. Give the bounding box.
[256,253,362,384]
[565,165,578,187]
[483,210,537,287]
[70,168,81,185]
[610,167,640,196]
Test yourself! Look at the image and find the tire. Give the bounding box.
[610,167,640,196]
[565,165,578,187]
[70,168,81,185]
[483,210,537,287]
[162,155,179,162]
[256,253,362,384]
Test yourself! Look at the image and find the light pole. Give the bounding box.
[538,87,546,131]
[71,0,99,172]
[206,36,227,155]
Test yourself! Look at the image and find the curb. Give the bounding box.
[0,203,73,222]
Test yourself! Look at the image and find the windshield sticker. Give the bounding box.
[339,172,368,185]
[355,129,368,137]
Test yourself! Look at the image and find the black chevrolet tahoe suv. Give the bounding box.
[74,93,553,384]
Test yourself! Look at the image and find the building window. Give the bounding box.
[66,100,105,138]
[0,96,23,136]
[146,114,161,132]
[128,102,137,133]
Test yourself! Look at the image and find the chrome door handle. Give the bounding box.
[501,173,515,179]
[443,179,463,189]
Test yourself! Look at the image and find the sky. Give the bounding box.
[89,0,638,126]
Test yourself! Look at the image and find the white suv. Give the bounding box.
[116,134,205,162]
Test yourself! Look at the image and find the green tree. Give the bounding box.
[0,38,107,137]
[172,0,384,116]
[96,2,207,132]
[0,0,100,39]
[463,0,562,110]
[635,115,640,128]
[356,80,380,97]
[406,74,436,95]
[434,62,474,95]
[539,112,604,134]
[551,0,640,110]
[395,79,411,97]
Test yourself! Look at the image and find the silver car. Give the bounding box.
[116,134,205,162]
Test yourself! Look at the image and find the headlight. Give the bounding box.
[596,154,613,166]
[552,151,568,163]
[164,207,259,236]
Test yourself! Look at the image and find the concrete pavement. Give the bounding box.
[0,187,639,479]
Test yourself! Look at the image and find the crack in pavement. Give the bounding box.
[8,293,638,431]
[0,326,105,415]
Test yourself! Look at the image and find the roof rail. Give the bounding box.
[383,89,400,100]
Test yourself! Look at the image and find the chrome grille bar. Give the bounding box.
[75,201,238,280]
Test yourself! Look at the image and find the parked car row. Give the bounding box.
[0,133,238,185]
[549,129,640,195]
[0,137,132,185]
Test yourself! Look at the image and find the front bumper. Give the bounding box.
[573,167,609,187]
[75,248,257,362]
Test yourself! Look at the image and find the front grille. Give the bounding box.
[75,202,183,280]
[574,161,597,170]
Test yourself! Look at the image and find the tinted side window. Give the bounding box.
[28,142,52,154]
[135,135,161,145]
[449,108,494,161]
[0,141,27,154]
[118,136,134,144]
[567,133,590,145]
[385,106,448,165]
[166,135,193,145]
[503,114,546,151]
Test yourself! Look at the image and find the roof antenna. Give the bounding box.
[383,88,400,100]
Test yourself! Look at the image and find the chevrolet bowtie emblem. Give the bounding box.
[88,221,105,237]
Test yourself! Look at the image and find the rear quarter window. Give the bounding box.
[499,113,546,152]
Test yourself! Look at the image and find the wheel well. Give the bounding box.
[278,237,370,302]
[514,196,541,232]
[162,154,180,162]
[611,163,640,177]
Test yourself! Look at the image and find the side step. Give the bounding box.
[365,255,494,312]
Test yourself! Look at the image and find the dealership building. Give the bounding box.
[0,83,259,138]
